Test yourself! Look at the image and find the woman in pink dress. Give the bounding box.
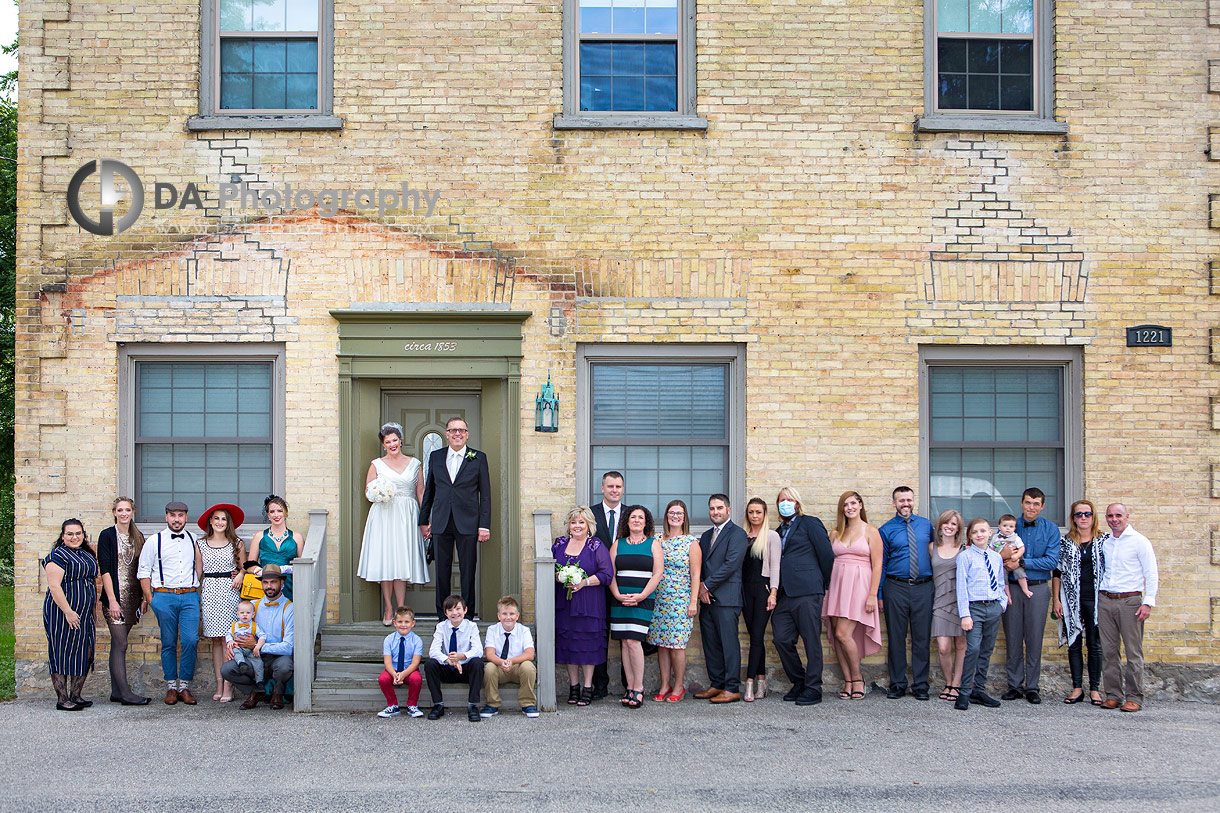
[823,490,883,700]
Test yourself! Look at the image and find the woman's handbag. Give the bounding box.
[239,572,265,601]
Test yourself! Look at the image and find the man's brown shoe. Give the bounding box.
[269,692,285,710]
[1120,701,1142,712]
[710,691,742,704]
[240,692,263,710]
[693,687,722,700]
[178,688,197,705]
[1101,698,1121,709]
[164,689,179,705]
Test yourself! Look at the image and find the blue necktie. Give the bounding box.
[449,626,458,655]
[500,631,511,661]
[396,636,406,671]
[983,551,999,593]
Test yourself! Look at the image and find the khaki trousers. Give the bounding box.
[483,661,537,708]
[1098,593,1145,704]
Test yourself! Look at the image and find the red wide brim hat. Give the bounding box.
[198,503,245,531]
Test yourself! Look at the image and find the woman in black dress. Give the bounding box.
[43,518,99,711]
[97,497,150,704]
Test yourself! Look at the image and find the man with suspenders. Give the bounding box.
[137,501,203,705]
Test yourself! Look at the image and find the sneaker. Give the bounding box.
[522,705,539,718]
[479,704,500,718]
[405,705,424,718]
[377,705,401,718]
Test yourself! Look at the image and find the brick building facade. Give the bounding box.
[14,0,1220,698]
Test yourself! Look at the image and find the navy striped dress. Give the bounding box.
[610,537,657,642]
[43,545,98,675]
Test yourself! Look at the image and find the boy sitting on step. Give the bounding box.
[479,595,539,719]
[425,595,485,722]
[377,606,424,718]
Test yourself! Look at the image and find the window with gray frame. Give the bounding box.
[134,361,274,523]
[926,364,1068,526]
[918,0,1064,133]
[556,0,706,129]
[191,0,340,129]
[589,363,728,523]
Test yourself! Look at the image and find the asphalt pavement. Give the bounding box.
[2,688,1218,811]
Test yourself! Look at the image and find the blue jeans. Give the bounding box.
[961,600,1002,695]
[150,591,200,682]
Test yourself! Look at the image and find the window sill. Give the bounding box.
[915,115,1068,135]
[553,114,709,131]
[187,114,344,131]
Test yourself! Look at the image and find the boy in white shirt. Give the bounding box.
[480,595,539,718]
[424,594,485,722]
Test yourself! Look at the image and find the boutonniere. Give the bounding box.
[465,450,477,461]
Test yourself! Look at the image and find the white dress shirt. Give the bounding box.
[483,622,535,661]
[136,528,199,588]
[1099,525,1159,606]
[601,502,620,541]
[429,618,482,664]
[446,446,466,481]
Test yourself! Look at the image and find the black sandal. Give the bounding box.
[567,684,580,705]
[577,686,594,706]
[939,685,959,701]
[625,690,643,709]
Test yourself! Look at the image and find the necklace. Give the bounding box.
[269,527,290,548]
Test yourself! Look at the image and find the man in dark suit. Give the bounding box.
[771,487,836,706]
[589,471,624,700]
[420,416,492,617]
[692,493,749,703]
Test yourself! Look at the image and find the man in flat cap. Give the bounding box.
[222,564,295,710]
[137,501,203,705]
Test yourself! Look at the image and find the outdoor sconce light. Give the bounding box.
[535,373,559,433]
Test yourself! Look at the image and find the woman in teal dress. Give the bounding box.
[246,495,299,600]
[646,500,702,702]
[608,505,664,709]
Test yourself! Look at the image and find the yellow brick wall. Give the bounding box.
[15,0,1220,692]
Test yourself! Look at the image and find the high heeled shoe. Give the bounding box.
[755,678,768,699]
[744,679,755,702]
[567,684,580,705]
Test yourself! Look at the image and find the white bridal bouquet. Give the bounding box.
[556,564,588,600]
[366,476,397,504]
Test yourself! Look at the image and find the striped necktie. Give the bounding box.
[983,550,999,593]
[905,518,919,579]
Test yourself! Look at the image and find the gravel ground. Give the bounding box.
[2,689,1218,811]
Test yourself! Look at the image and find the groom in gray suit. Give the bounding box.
[693,493,749,703]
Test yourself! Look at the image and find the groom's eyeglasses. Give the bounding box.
[446,428,469,435]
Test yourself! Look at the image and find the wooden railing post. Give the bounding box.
[292,509,329,713]
[532,509,556,712]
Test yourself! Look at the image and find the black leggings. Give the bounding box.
[1068,598,1102,691]
[742,581,772,678]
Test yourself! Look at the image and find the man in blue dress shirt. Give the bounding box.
[877,486,935,700]
[1000,487,1061,704]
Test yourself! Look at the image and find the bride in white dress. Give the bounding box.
[357,422,429,624]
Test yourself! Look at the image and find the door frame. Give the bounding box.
[332,309,530,623]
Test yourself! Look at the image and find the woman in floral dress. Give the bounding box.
[646,500,702,702]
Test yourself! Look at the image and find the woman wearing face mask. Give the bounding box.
[769,487,836,705]
[741,497,780,701]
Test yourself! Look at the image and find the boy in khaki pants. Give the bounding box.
[480,596,539,718]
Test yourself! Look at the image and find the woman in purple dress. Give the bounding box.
[553,505,613,707]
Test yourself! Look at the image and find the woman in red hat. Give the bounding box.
[197,502,245,702]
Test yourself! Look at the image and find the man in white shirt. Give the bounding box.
[1098,503,1159,712]
[137,501,203,705]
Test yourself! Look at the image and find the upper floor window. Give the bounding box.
[189,0,342,130]
[218,0,321,111]
[556,0,707,130]
[917,0,1065,134]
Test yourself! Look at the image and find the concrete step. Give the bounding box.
[311,681,518,712]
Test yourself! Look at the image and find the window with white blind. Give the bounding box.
[578,345,744,525]
[119,345,285,525]
[921,346,1081,527]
